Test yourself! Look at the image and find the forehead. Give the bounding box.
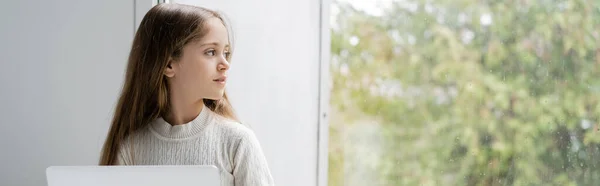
[198,18,229,46]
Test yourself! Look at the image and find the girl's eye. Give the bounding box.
[224,51,231,58]
[205,50,216,56]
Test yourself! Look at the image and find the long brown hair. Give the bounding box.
[99,3,237,165]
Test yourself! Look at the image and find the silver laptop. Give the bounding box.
[46,165,220,186]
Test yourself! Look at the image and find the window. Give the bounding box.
[328,0,600,185]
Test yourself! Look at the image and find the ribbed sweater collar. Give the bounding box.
[150,105,212,140]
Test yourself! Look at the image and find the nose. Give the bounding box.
[218,58,230,72]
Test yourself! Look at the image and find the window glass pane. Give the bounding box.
[328,0,600,185]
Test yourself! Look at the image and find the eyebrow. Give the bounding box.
[200,42,229,48]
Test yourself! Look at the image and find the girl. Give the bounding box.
[98,3,274,186]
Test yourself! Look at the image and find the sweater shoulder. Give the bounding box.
[210,114,256,141]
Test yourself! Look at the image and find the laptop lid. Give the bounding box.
[46,165,220,186]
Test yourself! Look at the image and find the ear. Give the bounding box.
[164,57,176,78]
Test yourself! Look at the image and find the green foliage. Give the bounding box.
[329,0,600,185]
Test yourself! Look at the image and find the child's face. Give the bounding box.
[166,17,231,102]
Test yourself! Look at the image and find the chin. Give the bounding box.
[205,92,225,101]
[205,97,223,101]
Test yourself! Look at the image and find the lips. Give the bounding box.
[213,76,227,82]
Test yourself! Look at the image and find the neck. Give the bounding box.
[164,94,204,126]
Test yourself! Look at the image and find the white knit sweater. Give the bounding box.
[116,105,274,186]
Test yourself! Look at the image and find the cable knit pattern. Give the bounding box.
[116,105,275,186]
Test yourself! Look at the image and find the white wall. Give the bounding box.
[171,1,323,185]
[0,0,134,185]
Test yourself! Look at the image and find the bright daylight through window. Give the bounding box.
[328,0,600,185]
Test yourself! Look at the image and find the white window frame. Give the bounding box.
[317,0,331,185]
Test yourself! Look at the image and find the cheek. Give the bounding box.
[183,58,213,80]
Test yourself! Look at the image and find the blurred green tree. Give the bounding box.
[329,0,600,185]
